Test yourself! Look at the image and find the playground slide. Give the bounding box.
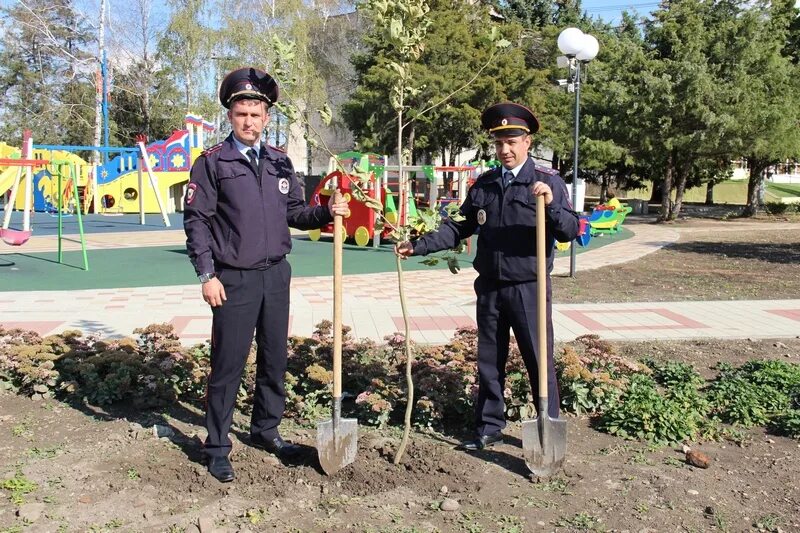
[0,166,19,196]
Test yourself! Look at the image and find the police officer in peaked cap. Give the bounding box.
[396,102,579,451]
[183,67,350,482]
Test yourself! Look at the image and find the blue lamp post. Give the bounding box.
[557,28,599,278]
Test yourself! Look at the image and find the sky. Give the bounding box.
[581,1,661,25]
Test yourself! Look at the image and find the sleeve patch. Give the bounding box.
[185,183,197,204]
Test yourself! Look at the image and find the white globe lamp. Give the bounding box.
[576,34,600,61]
[557,28,585,57]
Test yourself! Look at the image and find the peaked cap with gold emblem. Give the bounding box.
[480,102,539,137]
[218,67,279,109]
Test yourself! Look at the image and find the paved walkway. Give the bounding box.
[2,220,800,345]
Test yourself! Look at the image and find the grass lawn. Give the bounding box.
[767,182,800,198]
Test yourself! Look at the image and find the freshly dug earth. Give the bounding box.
[553,218,800,303]
[1,337,799,533]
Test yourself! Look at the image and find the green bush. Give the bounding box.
[0,325,207,407]
[597,374,706,444]
[557,335,645,415]
[707,360,800,427]
[769,410,800,439]
[763,202,789,215]
[3,324,799,443]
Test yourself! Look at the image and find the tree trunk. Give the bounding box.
[407,124,415,164]
[444,147,457,197]
[671,161,689,221]
[658,152,674,222]
[743,157,768,217]
[185,69,192,112]
[93,0,105,166]
[599,175,609,204]
[705,181,714,205]
[649,179,662,204]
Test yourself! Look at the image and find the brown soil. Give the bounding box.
[2,337,799,533]
[553,218,800,304]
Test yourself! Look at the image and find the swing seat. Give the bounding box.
[0,228,32,246]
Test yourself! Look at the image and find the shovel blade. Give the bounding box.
[316,418,358,475]
[521,415,567,477]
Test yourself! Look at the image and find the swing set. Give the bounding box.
[0,131,89,270]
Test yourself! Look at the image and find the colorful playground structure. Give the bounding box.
[308,151,606,252]
[307,151,493,246]
[1,115,214,269]
[586,197,633,235]
[0,115,214,219]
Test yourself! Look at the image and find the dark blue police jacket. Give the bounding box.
[183,133,332,275]
[412,157,579,282]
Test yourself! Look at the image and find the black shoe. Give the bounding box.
[250,434,303,458]
[459,433,503,451]
[207,455,235,482]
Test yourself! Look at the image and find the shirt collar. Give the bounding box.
[502,156,529,178]
[231,134,261,158]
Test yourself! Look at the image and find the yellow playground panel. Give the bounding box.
[1,116,212,216]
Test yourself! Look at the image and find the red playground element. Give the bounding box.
[307,171,391,246]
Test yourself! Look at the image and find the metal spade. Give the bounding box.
[317,190,358,475]
[522,194,567,477]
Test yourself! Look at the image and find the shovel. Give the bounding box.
[521,194,567,477]
[317,190,358,475]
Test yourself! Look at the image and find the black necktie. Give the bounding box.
[503,170,513,188]
[247,148,258,173]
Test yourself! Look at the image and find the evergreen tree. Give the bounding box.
[719,0,800,216]
[343,0,532,163]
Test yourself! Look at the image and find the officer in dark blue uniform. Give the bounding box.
[396,102,579,450]
[184,67,350,482]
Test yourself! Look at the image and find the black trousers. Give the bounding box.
[474,276,559,437]
[204,260,291,457]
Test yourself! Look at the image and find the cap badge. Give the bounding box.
[279,178,290,194]
[245,83,253,90]
[501,119,508,126]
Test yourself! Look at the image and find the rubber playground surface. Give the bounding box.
[1,212,185,235]
[0,212,632,291]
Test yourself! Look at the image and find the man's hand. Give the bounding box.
[202,278,227,307]
[328,190,350,217]
[532,181,554,205]
[394,241,413,258]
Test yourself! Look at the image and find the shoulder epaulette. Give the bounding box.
[534,164,559,176]
[201,142,223,157]
[267,144,287,154]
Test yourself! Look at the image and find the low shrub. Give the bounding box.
[706,360,800,427]
[769,409,800,439]
[764,202,790,215]
[557,334,646,415]
[2,325,799,444]
[597,374,706,444]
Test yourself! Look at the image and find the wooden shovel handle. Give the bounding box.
[333,190,343,399]
[536,194,547,397]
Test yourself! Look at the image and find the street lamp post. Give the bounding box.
[557,28,599,278]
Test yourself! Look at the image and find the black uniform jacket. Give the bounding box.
[412,157,579,282]
[184,133,332,275]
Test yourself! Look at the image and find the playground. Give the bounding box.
[3,166,800,532]
[0,217,799,532]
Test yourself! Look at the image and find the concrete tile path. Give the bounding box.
[2,220,799,345]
